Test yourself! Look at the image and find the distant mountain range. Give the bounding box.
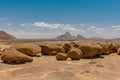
[0,30,119,40]
[55,32,106,40]
[0,31,16,40]
[55,32,86,40]
[89,37,104,40]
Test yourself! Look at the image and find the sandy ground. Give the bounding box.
[0,53,120,80]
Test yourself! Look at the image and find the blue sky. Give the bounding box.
[0,0,120,39]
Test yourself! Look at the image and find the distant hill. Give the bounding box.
[89,37,104,40]
[55,32,86,40]
[55,32,75,40]
[76,34,86,39]
[0,31,16,40]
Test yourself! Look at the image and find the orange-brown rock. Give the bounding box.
[67,48,83,60]
[40,43,65,55]
[114,43,120,52]
[56,53,68,60]
[117,48,120,55]
[79,42,103,58]
[1,47,33,63]
[97,41,114,55]
[63,43,72,53]
[63,42,79,53]
[13,43,42,57]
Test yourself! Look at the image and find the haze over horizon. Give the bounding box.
[0,0,120,39]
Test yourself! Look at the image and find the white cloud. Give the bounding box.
[6,22,12,26]
[62,25,76,31]
[87,25,120,39]
[20,23,33,27]
[112,25,120,31]
[20,24,28,27]
[90,26,96,29]
[0,18,7,21]
[112,25,120,28]
[80,24,85,26]
[21,22,76,31]
[33,22,62,28]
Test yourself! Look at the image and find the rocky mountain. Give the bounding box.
[55,32,86,40]
[0,31,16,40]
[55,32,76,40]
[76,34,86,39]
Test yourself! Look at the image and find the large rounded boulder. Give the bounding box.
[13,43,42,57]
[40,43,65,55]
[0,46,2,55]
[117,48,120,55]
[79,42,103,58]
[114,43,120,52]
[63,42,79,53]
[1,47,33,64]
[67,48,83,60]
[63,43,72,53]
[96,41,114,55]
[56,53,68,60]
[0,44,11,55]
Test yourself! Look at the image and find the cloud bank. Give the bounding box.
[0,18,7,21]
[3,22,120,39]
[21,22,76,31]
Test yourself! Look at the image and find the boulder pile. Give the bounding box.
[0,40,119,64]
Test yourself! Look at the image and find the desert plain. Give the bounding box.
[0,40,120,80]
